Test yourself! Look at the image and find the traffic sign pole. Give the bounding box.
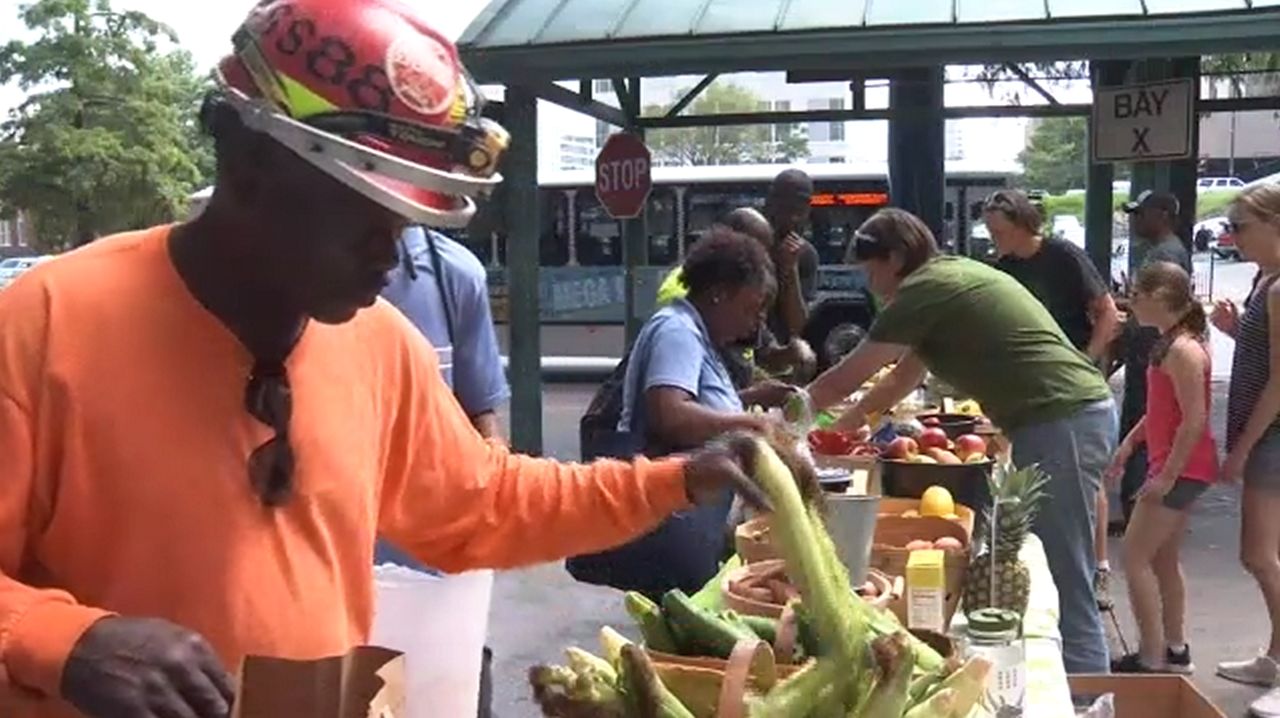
[594,130,653,346]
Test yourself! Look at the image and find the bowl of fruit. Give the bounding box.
[878,428,993,510]
[916,412,980,439]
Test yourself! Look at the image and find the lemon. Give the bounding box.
[920,486,956,518]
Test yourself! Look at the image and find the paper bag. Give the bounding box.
[233,646,405,718]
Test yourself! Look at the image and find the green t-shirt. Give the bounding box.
[868,256,1110,430]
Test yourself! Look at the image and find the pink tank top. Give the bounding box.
[1146,344,1219,483]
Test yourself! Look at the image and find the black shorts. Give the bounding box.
[1157,478,1210,511]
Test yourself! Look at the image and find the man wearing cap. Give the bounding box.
[0,3,766,717]
[1116,190,1194,523]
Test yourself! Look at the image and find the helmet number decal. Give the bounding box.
[306,38,356,86]
[348,66,393,114]
[253,5,395,114]
[274,17,315,57]
[386,32,458,117]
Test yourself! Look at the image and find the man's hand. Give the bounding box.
[776,233,804,274]
[63,617,235,718]
[683,433,771,512]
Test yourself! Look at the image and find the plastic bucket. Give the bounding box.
[370,566,494,718]
[825,494,881,585]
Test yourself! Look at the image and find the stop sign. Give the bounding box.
[595,133,652,219]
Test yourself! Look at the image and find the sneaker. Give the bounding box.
[1165,645,1195,675]
[1251,686,1280,717]
[1112,652,1161,674]
[1218,654,1280,687]
[1094,567,1114,611]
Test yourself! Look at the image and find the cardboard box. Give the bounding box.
[1069,674,1225,718]
[233,646,405,718]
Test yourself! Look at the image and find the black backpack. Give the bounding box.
[578,353,638,462]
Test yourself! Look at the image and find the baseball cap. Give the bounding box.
[1123,190,1180,216]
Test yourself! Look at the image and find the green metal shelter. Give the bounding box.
[458,0,1280,453]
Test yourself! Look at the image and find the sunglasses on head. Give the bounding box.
[850,230,893,262]
[245,360,294,507]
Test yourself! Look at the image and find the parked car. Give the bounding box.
[0,255,52,289]
[1198,177,1245,192]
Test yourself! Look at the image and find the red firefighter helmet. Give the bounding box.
[215,0,508,227]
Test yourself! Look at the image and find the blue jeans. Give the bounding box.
[1009,399,1117,674]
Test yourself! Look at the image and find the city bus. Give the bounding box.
[464,161,1018,366]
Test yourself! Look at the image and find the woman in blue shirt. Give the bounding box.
[570,226,790,598]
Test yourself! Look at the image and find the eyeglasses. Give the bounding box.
[245,360,294,507]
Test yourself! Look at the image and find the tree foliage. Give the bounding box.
[642,81,809,166]
[0,0,213,250]
[1018,117,1088,194]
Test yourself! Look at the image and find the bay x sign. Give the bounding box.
[1092,79,1194,163]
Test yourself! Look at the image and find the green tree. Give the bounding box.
[1018,117,1087,194]
[643,81,809,165]
[0,0,213,250]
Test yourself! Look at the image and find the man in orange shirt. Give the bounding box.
[0,2,766,717]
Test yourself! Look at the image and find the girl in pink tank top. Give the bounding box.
[1107,261,1218,674]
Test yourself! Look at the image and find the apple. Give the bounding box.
[954,434,987,460]
[965,453,988,464]
[911,454,938,465]
[918,427,949,450]
[922,416,941,427]
[925,447,962,465]
[884,437,919,460]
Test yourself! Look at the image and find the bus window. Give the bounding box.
[685,186,767,245]
[647,188,678,266]
[809,198,885,264]
[576,193,623,266]
[540,190,570,266]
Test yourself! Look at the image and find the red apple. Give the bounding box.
[884,437,919,460]
[922,416,941,427]
[918,427,949,450]
[954,434,988,460]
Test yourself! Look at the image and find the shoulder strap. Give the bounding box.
[425,230,457,345]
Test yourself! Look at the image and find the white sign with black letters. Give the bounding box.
[1092,79,1194,163]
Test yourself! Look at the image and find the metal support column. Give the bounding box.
[1085,60,1129,280]
[502,85,543,454]
[621,76,648,347]
[888,66,946,239]
[623,127,648,346]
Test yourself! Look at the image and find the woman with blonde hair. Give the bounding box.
[1213,185,1280,718]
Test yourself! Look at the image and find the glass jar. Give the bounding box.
[962,608,1026,717]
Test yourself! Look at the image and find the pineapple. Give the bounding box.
[962,463,1051,618]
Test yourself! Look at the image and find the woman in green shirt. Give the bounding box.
[805,208,1116,674]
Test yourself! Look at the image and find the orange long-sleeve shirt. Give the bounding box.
[0,226,688,717]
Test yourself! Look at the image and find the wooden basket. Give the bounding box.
[647,639,802,718]
[876,497,976,537]
[733,516,778,565]
[721,560,901,619]
[869,516,970,627]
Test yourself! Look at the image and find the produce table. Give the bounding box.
[950,534,1074,718]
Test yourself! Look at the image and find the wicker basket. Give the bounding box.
[875,497,977,537]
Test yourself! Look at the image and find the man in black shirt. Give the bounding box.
[988,191,1120,364]
[764,169,821,345]
[1117,190,1193,523]
[986,189,1121,607]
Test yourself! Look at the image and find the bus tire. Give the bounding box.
[802,298,875,372]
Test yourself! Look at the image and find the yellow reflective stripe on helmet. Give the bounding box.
[277,74,338,119]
